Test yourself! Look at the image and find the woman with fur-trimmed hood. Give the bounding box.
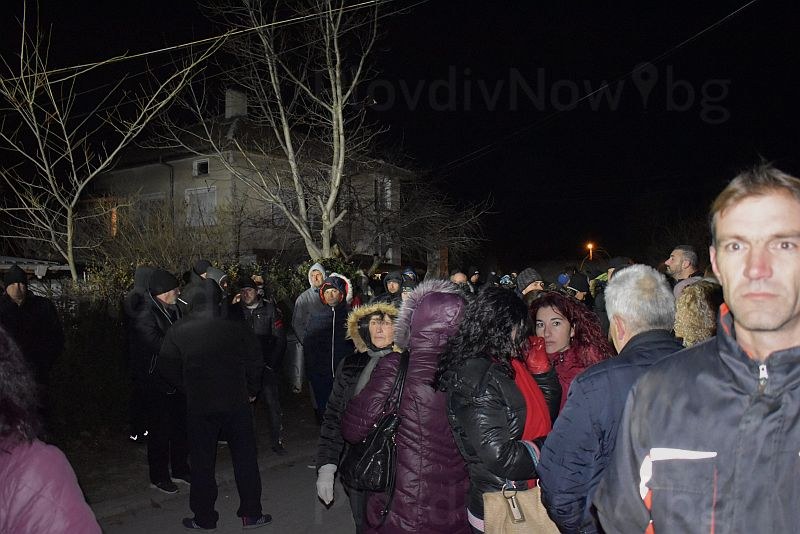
[341,280,471,534]
[315,301,399,533]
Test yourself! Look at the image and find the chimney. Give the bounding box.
[225,89,248,119]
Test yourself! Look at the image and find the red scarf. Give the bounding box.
[511,358,552,488]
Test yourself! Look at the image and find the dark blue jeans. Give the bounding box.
[260,369,283,446]
[308,371,334,417]
[187,404,262,528]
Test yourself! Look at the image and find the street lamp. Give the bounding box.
[587,242,594,261]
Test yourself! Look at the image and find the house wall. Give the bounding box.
[95,153,410,263]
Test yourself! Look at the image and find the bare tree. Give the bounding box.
[161,0,380,260]
[335,173,490,275]
[0,7,220,280]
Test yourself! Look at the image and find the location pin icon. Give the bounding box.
[632,62,658,109]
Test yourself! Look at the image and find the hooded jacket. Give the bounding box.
[303,275,353,376]
[371,271,403,307]
[594,305,800,534]
[316,301,399,469]
[157,279,263,415]
[292,262,327,344]
[341,280,470,534]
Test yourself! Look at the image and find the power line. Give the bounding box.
[436,0,761,176]
[0,0,430,122]
[4,0,390,81]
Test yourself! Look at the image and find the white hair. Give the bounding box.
[606,264,675,336]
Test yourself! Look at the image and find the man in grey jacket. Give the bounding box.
[292,263,326,345]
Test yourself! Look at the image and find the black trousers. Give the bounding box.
[187,404,263,528]
[260,369,283,446]
[146,388,190,484]
[344,485,367,534]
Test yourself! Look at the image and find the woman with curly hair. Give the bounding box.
[530,291,614,410]
[0,327,101,533]
[674,280,724,347]
[436,287,560,533]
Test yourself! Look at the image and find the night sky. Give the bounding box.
[3,1,798,269]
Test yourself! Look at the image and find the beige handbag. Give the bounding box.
[483,484,560,534]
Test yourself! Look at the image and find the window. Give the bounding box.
[192,159,209,177]
[374,176,392,211]
[185,186,217,226]
[137,192,167,228]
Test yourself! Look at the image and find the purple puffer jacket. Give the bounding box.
[0,438,101,534]
[341,280,470,534]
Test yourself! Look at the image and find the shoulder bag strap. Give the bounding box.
[380,351,410,413]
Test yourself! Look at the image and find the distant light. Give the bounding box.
[587,242,594,250]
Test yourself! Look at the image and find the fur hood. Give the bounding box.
[346,301,400,353]
[394,279,465,350]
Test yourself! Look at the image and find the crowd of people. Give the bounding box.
[312,163,800,534]
[3,163,800,532]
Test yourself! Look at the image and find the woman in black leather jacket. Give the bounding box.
[436,287,561,534]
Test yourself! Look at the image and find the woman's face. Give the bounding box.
[535,305,574,354]
[368,314,395,349]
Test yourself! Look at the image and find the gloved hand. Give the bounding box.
[525,336,552,375]
[316,463,337,505]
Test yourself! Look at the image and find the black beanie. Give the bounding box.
[194,259,211,275]
[516,267,542,292]
[148,269,179,295]
[4,265,27,286]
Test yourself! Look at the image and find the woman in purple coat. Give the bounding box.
[341,280,470,533]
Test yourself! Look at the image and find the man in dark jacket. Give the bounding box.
[538,264,681,534]
[159,279,270,530]
[304,275,353,422]
[595,165,800,533]
[129,268,190,495]
[230,277,288,455]
[177,259,211,315]
[370,271,402,306]
[0,264,64,387]
[123,265,154,443]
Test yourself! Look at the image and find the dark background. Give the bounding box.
[3,1,798,269]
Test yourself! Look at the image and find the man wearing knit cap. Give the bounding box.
[516,267,545,296]
[0,264,64,389]
[129,268,190,495]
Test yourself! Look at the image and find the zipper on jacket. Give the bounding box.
[758,364,768,394]
[331,307,336,377]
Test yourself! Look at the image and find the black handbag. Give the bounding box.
[340,351,409,494]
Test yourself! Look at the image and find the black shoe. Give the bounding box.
[242,514,272,529]
[151,480,179,494]
[271,443,288,456]
[182,517,216,531]
[172,473,191,485]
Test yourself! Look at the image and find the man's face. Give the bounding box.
[310,270,324,288]
[470,273,480,283]
[710,191,800,352]
[240,287,259,306]
[323,288,341,306]
[5,282,27,304]
[664,250,686,279]
[156,288,179,306]
[386,280,400,294]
